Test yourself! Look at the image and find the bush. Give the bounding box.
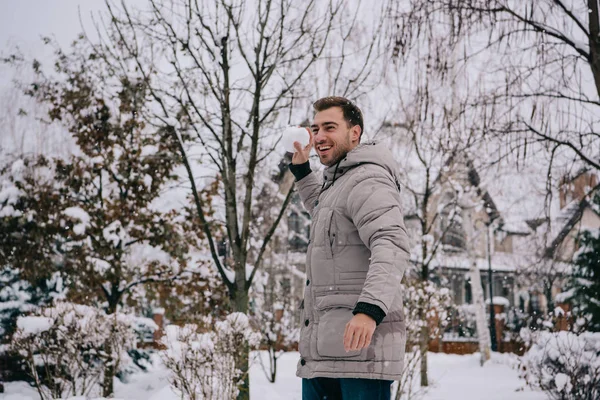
[519,331,600,400]
[161,312,261,400]
[394,279,451,400]
[9,302,146,399]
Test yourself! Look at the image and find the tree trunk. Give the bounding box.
[270,349,277,383]
[419,325,429,387]
[102,341,115,398]
[587,0,600,98]
[544,278,555,314]
[232,288,250,400]
[102,298,119,398]
[470,261,491,365]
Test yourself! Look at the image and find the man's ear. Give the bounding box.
[351,125,361,143]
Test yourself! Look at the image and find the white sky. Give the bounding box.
[0,1,100,87]
[0,1,152,89]
[0,1,101,47]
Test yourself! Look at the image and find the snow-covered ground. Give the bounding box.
[3,351,547,400]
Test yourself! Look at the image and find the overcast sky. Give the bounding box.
[0,1,111,54]
[0,1,156,89]
[0,1,99,85]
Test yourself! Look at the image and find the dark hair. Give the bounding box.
[313,96,364,141]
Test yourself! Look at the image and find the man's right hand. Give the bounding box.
[291,127,314,165]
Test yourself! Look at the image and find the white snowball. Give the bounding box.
[281,127,310,153]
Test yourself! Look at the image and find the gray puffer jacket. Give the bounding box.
[295,141,411,381]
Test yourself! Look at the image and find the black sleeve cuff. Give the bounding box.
[353,302,386,326]
[288,161,312,181]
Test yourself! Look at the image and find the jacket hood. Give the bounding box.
[322,141,401,189]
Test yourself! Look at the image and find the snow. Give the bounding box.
[10,159,25,180]
[63,206,91,235]
[102,220,125,246]
[63,207,90,222]
[0,182,21,205]
[419,353,546,400]
[554,373,569,392]
[3,351,547,400]
[0,204,21,218]
[141,145,159,157]
[16,316,53,335]
[423,251,533,273]
[143,174,153,188]
[280,127,310,153]
[485,296,511,307]
[555,288,575,303]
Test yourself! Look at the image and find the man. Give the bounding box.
[289,96,411,400]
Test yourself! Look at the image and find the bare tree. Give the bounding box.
[381,7,485,381]
[79,1,390,397]
[387,0,600,383]
[428,0,600,173]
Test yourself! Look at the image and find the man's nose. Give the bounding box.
[313,129,325,142]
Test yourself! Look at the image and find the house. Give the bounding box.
[275,134,600,349]
[415,157,600,317]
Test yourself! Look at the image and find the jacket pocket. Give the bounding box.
[314,294,369,359]
[323,209,335,259]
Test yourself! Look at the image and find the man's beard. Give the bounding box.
[322,135,352,167]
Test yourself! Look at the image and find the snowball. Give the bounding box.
[280,127,310,153]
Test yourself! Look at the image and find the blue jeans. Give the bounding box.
[302,377,393,400]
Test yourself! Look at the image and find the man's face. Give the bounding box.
[311,107,360,167]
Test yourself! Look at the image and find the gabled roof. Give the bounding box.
[544,198,589,258]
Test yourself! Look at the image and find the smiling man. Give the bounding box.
[289,97,411,400]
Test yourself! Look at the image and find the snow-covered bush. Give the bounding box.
[394,279,451,400]
[519,331,600,400]
[403,279,452,343]
[9,302,142,399]
[161,312,261,400]
[444,303,478,340]
[249,267,300,383]
[253,305,300,383]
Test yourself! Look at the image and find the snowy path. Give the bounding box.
[418,353,547,400]
[3,352,547,399]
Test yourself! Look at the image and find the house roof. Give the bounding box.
[414,250,572,275]
[431,155,600,263]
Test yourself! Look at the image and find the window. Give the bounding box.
[529,292,541,314]
[288,211,310,252]
[217,238,228,258]
[452,276,464,304]
[465,278,473,304]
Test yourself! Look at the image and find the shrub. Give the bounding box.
[161,312,261,400]
[9,302,145,399]
[519,331,600,400]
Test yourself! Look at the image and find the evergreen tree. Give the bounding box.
[572,194,600,331]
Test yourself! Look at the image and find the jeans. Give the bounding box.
[302,377,393,400]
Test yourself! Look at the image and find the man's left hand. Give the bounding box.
[343,313,376,352]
